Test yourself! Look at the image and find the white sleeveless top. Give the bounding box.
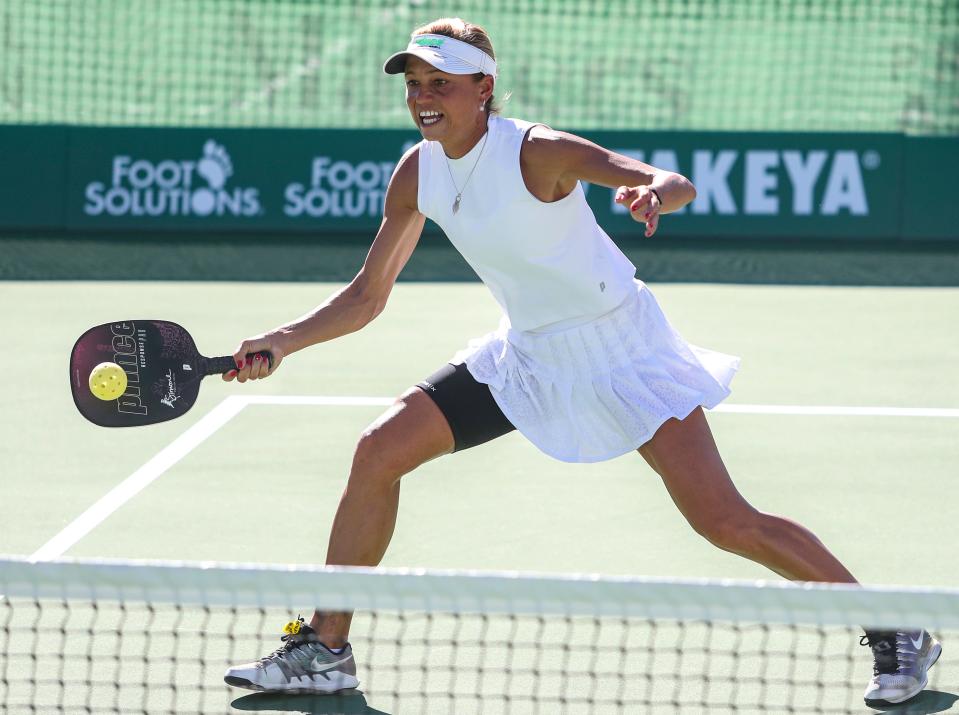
[415,115,739,463]
[416,116,637,332]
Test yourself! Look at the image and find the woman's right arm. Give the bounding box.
[225,145,425,382]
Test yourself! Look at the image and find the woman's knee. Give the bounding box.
[690,506,765,556]
[350,425,399,486]
[348,389,453,488]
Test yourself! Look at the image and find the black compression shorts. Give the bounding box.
[416,362,516,452]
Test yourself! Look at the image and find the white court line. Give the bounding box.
[243,395,959,419]
[30,395,396,562]
[31,395,959,562]
[30,397,249,563]
[241,395,394,407]
[711,404,959,418]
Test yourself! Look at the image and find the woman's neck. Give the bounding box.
[442,116,490,159]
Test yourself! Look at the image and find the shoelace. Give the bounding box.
[260,615,313,665]
[860,631,903,676]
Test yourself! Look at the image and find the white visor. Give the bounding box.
[383,34,497,78]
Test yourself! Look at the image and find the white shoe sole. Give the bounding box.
[224,672,359,694]
[865,640,942,706]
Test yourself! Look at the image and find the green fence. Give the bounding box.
[3,1,957,134]
[1,126,955,239]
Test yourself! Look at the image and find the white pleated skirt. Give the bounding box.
[452,280,740,463]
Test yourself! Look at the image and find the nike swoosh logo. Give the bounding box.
[310,654,352,673]
[910,632,925,650]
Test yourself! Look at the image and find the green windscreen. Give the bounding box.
[1,0,956,133]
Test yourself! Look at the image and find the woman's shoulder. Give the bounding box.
[395,141,423,173]
[387,142,422,208]
[489,117,557,159]
[493,116,562,145]
[494,115,542,134]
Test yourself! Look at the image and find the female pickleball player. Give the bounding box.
[222,19,940,706]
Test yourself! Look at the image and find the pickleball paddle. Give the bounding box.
[70,320,271,427]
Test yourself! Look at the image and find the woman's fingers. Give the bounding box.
[616,186,661,233]
[645,210,660,237]
[249,352,270,380]
[629,194,652,216]
[232,352,270,383]
[614,185,637,207]
[617,185,661,236]
[228,336,283,383]
[232,340,261,371]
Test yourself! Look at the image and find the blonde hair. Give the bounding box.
[411,18,502,116]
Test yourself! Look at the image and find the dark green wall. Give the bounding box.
[1,126,955,239]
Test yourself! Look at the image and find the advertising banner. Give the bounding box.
[0,126,952,239]
[901,137,959,240]
[68,127,422,231]
[581,131,903,239]
[0,126,68,228]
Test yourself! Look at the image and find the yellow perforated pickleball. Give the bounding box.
[89,362,128,401]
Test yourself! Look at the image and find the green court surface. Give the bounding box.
[1,280,957,713]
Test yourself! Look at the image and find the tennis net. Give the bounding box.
[1,557,956,714]
[1,0,956,133]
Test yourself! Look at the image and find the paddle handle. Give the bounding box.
[203,353,274,377]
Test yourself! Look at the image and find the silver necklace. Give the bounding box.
[444,130,489,215]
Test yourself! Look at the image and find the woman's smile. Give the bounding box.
[418,109,444,127]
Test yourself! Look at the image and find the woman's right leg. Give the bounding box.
[224,365,514,692]
[310,385,457,647]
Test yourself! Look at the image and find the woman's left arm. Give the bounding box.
[526,127,696,237]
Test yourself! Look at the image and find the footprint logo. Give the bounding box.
[198,140,233,189]
[192,140,234,215]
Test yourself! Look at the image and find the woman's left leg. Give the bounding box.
[638,406,857,583]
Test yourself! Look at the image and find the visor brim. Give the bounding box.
[382,47,488,76]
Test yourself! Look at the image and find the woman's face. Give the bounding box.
[404,56,490,141]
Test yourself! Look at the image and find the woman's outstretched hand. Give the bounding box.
[615,185,661,237]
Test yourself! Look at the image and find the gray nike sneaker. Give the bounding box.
[224,616,359,694]
[862,629,942,706]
